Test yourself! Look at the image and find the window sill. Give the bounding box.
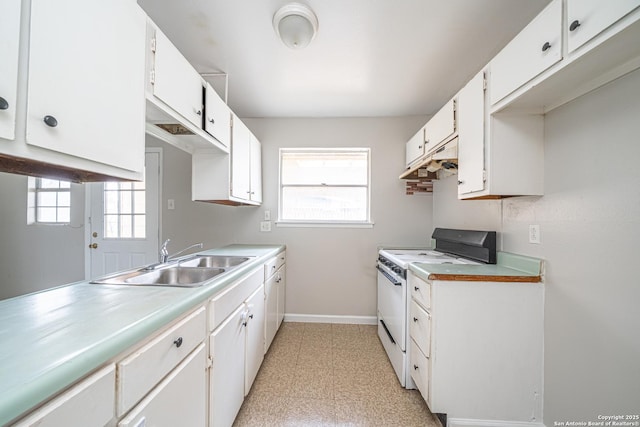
[276,221,374,229]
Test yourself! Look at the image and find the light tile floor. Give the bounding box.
[233,322,442,427]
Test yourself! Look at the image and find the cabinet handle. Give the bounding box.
[413,364,419,370]
[413,317,419,322]
[418,145,422,149]
[414,286,419,291]
[43,115,58,127]
[458,180,464,185]
[249,314,254,319]
[569,20,581,32]
[173,337,183,348]
[195,109,202,116]
[0,97,8,110]
[542,42,551,52]
[208,117,215,124]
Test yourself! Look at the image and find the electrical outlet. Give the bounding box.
[529,225,541,244]
[264,210,271,221]
[260,221,271,232]
[167,199,175,210]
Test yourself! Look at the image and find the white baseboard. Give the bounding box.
[448,418,545,427]
[284,313,377,325]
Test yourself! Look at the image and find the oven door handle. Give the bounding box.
[379,319,396,344]
[376,265,402,286]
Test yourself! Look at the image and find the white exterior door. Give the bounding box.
[87,150,160,278]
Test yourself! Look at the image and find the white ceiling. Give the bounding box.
[138,0,552,118]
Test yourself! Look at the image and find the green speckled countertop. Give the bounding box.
[409,251,543,283]
[0,244,284,426]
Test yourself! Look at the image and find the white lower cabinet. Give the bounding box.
[13,364,116,427]
[245,285,265,395]
[209,269,266,427]
[210,304,247,427]
[264,252,286,351]
[118,344,207,427]
[408,271,544,424]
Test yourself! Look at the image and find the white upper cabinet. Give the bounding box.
[0,1,21,141]
[405,126,426,168]
[567,0,640,53]
[204,83,231,148]
[191,115,262,206]
[456,72,486,196]
[489,0,562,105]
[231,117,252,200]
[249,134,262,204]
[424,99,456,154]
[0,0,147,181]
[152,28,203,129]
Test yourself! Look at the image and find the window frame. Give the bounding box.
[277,147,373,228]
[27,177,71,225]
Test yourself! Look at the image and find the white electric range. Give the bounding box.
[376,229,496,388]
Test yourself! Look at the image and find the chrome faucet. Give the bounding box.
[159,239,203,263]
[159,239,171,263]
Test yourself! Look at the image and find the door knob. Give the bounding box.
[89,243,98,249]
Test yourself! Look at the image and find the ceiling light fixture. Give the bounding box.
[273,3,318,49]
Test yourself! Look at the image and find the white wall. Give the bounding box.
[432,69,640,424]
[0,173,85,300]
[150,116,432,318]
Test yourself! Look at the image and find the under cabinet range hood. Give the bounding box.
[399,137,458,180]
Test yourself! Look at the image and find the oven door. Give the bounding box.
[376,266,406,351]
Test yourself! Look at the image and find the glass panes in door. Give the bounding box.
[103,180,146,239]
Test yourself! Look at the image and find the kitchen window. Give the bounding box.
[278,148,372,227]
[27,177,71,224]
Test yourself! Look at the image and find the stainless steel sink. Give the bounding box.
[91,254,254,287]
[178,255,253,268]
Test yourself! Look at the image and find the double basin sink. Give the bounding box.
[91,255,253,288]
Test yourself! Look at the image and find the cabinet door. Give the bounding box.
[489,0,562,104]
[118,344,206,427]
[14,365,115,427]
[424,99,456,154]
[264,273,278,351]
[405,126,425,167]
[26,0,146,173]
[231,115,251,200]
[245,284,265,395]
[249,135,262,203]
[276,266,286,329]
[457,72,486,196]
[153,28,204,128]
[204,83,231,147]
[567,0,640,53]
[210,304,246,427]
[0,1,21,141]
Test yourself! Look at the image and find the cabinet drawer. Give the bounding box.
[14,364,115,427]
[264,251,286,281]
[210,267,262,330]
[410,339,430,405]
[117,307,206,416]
[118,344,206,427]
[409,273,431,309]
[410,300,431,357]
